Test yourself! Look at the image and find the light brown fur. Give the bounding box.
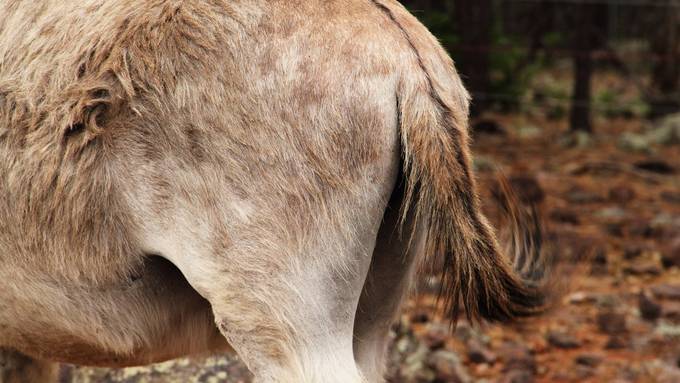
[0,1,549,382]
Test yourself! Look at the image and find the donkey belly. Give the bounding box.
[0,256,230,367]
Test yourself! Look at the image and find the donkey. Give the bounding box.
[0,1,549,382]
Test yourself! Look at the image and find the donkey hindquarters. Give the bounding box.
[0,0,547,382]
[129,1,546,382]
[124,2,407,381]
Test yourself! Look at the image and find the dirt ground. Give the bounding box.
[65,110,680,382]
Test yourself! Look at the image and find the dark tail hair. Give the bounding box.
[379,0,551,323]
[399,95,550,323]
[398,96,549,323]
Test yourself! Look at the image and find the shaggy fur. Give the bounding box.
[0,1,548,382]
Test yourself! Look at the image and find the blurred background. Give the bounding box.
[67,1,680,382]
[402,0,679,124]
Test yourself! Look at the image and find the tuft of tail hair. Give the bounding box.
[397,69,551,325]
[374,0,552,324]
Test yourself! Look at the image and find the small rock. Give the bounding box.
[568,291,598,305]
[597,311,627,335]
[662,302,680,323]
[623,245,646,260]
[624,261,662,276]
[396,336,415,354]
[393,316,412,336]
[650,114,680,145]
[628,219,656,238]
[399,342,433,381]
[651,213,680,230]
[549,208,580,225]
[423,322,449,350]
[655,323,680,337]
[661,238,680,268]
[573,131,592,148]
[651,284,680,300]
[399,360,435,383]
[591,249,609,275]
[500,343,536,374]
[596,294,620,309]
[634,160,676,175]
[639,290,662,321]
[546,331,581,349]
[594,207,628,220]
[410,310,430,324]
[560,131,592,148]
[609,186,636,203]
[467,339,497,364]
[518,125,542,139]
[575,353,603,367]
[618,132,652,153]
[566,186,604,204]
[643,359,680,383]
[427,350,471,383]
[605,335,629,349]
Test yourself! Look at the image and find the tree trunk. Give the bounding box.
[648,1,680,119]
[569,4,607,133]
[453,0,493,116]
[570,50,593,132]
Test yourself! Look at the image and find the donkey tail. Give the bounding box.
[377,1,549,323]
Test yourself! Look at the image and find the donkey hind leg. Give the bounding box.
[0,349,59,383]
[167,206,389,383]
[353,192,423,383]
[184,230,377,383]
